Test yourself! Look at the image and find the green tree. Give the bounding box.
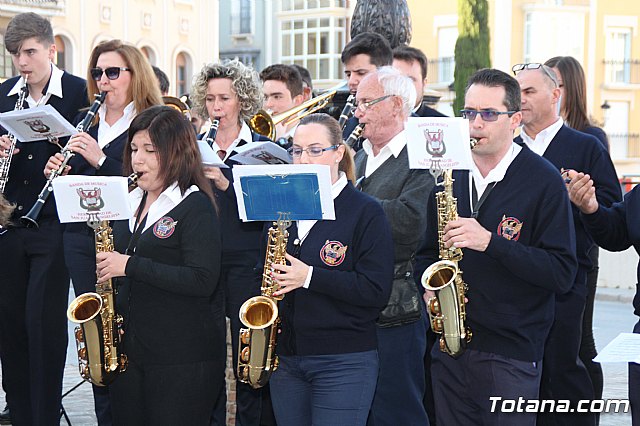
[453,0,491,115]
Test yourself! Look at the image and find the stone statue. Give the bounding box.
[351,0,412,48]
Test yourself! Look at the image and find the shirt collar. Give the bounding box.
[332,172,348,199]
[362,129,407,158]
[129,182,199,232]
[520,117,564,151]
[8,63,64,99]
[214,122,253,160]
[470,141,522,185]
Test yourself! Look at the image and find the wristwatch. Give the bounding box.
[96,155,107,170]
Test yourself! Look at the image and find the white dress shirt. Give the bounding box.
[213,122,253,161]
[97,102,136,149]
[468,142,522,212]
[129,183,199,233]
[361,130,408,177]
[519,118,563,156]
[9,62,64,107]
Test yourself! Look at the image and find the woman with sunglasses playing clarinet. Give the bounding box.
[44,39,163,425]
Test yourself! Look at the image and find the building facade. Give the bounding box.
[407,0,640,173]
[0,0,219,97]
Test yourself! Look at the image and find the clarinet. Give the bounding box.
[205,118,220,149]
[338,94,355,129]
[0,75,29,194]
[20,92,107,228]
[344,123,365,149]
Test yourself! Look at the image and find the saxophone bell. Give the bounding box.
[237,218,289,388]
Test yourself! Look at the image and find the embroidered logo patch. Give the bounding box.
[320,240,348,266]
[497,215,523,241]
[153,217,178,239]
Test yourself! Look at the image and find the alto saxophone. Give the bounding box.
[421,169,472,358]
[237,217,289,388]
[0,75,29,194]
[66,173,137,385]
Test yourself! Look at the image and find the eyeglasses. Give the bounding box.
[354,95,393,113]
[90,67,131,81]
[511,63,558,87]
[460,109,516,122]
[288,145,340,157]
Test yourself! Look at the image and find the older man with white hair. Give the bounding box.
[354,66,432,426]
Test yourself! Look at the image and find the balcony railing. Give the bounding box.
[428,57,455,85]
[609,132,640,158]
[603,59,640,85]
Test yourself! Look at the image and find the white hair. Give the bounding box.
[376,66,417,117]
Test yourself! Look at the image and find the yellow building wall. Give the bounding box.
[406,0,640,172]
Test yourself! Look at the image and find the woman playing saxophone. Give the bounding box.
[96,106,224,425]
[265,113,394,426]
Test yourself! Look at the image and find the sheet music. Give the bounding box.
[593,333,640,363]
[0,104,77,142]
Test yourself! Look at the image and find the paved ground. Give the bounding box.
[0,287,636,426]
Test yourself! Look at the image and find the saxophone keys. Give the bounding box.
[240,329,251,345]
[240,346,251,363]
[431,316,444,333]
[75,327,84,342]
[427,296,440,316]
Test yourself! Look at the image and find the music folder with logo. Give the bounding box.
[0,104,77,142]
[52,175,132,223]
[405,117,474,171]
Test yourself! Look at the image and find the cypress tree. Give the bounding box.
[453,0,491,115]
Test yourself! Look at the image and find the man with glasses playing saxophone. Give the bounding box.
[0,12,88,426]
[414,68,577,425]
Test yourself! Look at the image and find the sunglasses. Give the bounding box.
[90,67,131,81]
[460,109,516,122]
[511,63,558,87]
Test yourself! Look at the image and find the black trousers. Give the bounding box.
[0,222,70,426]
[580,247,604,424]
[538,272,596,426]
[432,347,542,426]
[212,256,277,426]
[630,319,640,426]
[110,338,223,426]
[63,228,113,426]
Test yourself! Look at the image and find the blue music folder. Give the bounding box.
[232,164,335,222]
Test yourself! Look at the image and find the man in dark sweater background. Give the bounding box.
[392,45,446,119]
[354,66,432,426]
[515,64,621,426]
[415,68,577,425]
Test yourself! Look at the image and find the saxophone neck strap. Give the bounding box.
[125,191,148,255]
[471,177,496,219]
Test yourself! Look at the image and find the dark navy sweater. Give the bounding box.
[0,73,88,222]
[199,131,270,262]
[517,125,621,278]
[581,186,640,317]
[274,183,394,356]
[415,146,577,362]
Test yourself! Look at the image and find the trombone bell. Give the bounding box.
[249,90,336,140]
